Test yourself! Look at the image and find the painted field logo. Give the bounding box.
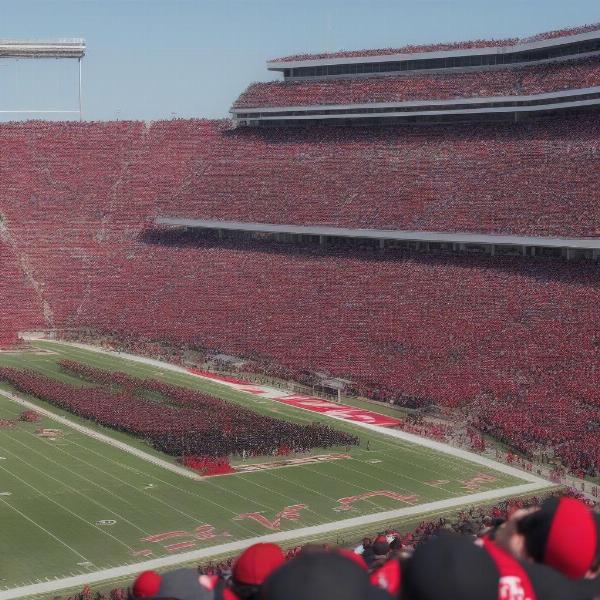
[235,453,350,474]
[143,531,188,543]
[234,504,308,530]
[187,370,402,427]
[96,519,116,526]
[138,524,232,555]
[194,524,232,541]
[461,473,497,491]
[36,428,63,439]
[334,491,419,512]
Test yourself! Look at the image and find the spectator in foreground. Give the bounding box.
[230,543,285,599]
[401,533,600,600]
[131,568,237,600]
[261,551,392,600]
[493,496,600,579]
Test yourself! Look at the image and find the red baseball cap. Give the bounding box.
[517,496,600,579]
[233,543,286,585]
[132,570,162,598]
[131,568,238,600]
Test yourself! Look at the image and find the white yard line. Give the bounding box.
[0,481,551,600]
[0,390,203,482]
[0,453,135,553]
[0,497,90,563]
[3,432,153,537]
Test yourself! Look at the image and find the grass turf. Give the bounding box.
[0,341,528,592]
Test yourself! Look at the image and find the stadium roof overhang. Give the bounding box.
[154,218,600,251]
[267,29,600,71]
[0,38,86,58]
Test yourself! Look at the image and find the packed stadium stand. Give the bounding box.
[3,116,593,237]
[0,237,44,346]
[1,24,600,475]
[234,57,600,109]
[234,23,600,126]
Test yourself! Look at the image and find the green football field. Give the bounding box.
[0,341,550,598]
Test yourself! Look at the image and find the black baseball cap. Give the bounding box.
[261,551,392,600]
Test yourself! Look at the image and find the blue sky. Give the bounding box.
[0,0,598,121]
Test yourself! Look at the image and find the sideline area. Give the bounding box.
[0,337,555,600]
[32,337,550,486]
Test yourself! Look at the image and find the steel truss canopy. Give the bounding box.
[0,38,86,58]
[154,217,600,251]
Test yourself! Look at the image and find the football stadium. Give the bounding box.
[1,7,600,600]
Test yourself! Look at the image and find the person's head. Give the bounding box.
[372,536,390,559]
[131,568,237,600]
[495,496,600,579]
[401,533,600,600]
[260,551,390,600]
[491,507,538,560]
[231,543,285,599]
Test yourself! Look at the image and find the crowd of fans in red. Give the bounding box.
[0,117,598,239]
[0,116,598,473]
[110,233,600,471]
[234,57,600,108]
[475,395,600,475]
[0,239,43,346]
[272,23,600,62]
[0,365,357,460]
[180,455,236,476]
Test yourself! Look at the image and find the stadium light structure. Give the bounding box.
[0,38,86,120]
